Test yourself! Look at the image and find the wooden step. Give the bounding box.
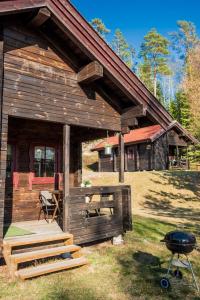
[10,245,81,264]
[16,257,88,279]
[3,232,73,248]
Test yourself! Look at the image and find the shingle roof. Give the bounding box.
[93,125,163,151]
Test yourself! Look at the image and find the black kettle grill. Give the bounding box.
[161,230,196,254]
[160,231,199,291]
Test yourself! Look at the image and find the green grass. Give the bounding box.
[1,215,200,300]
[4,226,33,238]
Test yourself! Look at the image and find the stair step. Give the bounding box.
[16,257,88,279]
[10,245,81,264]
[4,232,73,248]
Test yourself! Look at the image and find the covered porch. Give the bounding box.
[4,117,131,244]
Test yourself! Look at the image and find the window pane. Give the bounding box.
[34,146,45,160]
[46,147,55,160]
[45,161,55,177]
[34,146,55,177]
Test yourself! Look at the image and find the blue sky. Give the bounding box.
[71,0,200,51]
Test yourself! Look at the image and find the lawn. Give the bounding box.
[1,215,200,300]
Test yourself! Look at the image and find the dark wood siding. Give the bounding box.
[3,25,121,131]
[99,150,114,172]
[153,134,169,170]
[68,186,131,244]
[138,143,152,171]
[167,130,188,147]
[126,145,138,171]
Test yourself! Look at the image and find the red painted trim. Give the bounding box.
[32,177,55,184]
[13,172,19,190]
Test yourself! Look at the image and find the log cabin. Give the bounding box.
[93,122,198,172]
[0,0,189,278]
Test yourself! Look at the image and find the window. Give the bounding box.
[127,147,134,160]
[34,146,56,177]
[6,144,14,178]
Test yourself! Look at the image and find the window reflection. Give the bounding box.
[34,146,55,177]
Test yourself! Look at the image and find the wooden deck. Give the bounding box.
[6,220,63,237]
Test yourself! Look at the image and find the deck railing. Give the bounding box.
[68,186,132,244]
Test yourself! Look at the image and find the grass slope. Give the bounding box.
[83,170,200,225]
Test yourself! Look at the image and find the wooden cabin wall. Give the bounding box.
[126,145,138,171]
[98,150,114,172]
[153,134,169,170]
[4,118,81,223]
[167,130,188,147]
[2,24,121,131]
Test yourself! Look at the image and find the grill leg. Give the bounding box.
[186,256,199,292]
[167,254,174,275]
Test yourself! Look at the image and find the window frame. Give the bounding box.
[29,143,59,183]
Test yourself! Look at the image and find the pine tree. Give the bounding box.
[138,58,153,91]
[139,28,171,97]
[90,18,110,39]
[112,29,135,69]
[169,90,191,129]
[170,20,199,65]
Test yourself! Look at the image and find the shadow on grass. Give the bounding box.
[150,171,200,197]
[87,162,98,172]
[116,248,199,299]
[143,171,200,224]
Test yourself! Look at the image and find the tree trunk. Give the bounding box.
[154,71,157,97]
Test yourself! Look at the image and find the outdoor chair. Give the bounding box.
[39,190,59,223]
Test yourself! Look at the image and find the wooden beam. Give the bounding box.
[121,104,146,130]
[0,27,7,245]
[77,61,103,84]
[121,118,138,133]
[119,133,125,183]
[63,124,70,232]
[28,7,51,27]
[122,104,147,121]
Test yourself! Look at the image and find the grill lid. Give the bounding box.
[161,231,196,254]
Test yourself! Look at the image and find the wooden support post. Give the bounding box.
[124,147,128,172]
[98,152,101,172]
[113,149,117,172]
[77,141,82,186]
[119,133,124,183]
[0,28,7,246]
[63,124,70,232]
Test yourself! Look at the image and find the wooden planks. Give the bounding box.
[3,25,121,131]
[63,124,70,232]
[67,186,131,244]
[77,61,103,84]
[17,256,88,280]
[0,27,7,246]
[3,232,73,248]
[10,244,81,264]
[119,133,125,183]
